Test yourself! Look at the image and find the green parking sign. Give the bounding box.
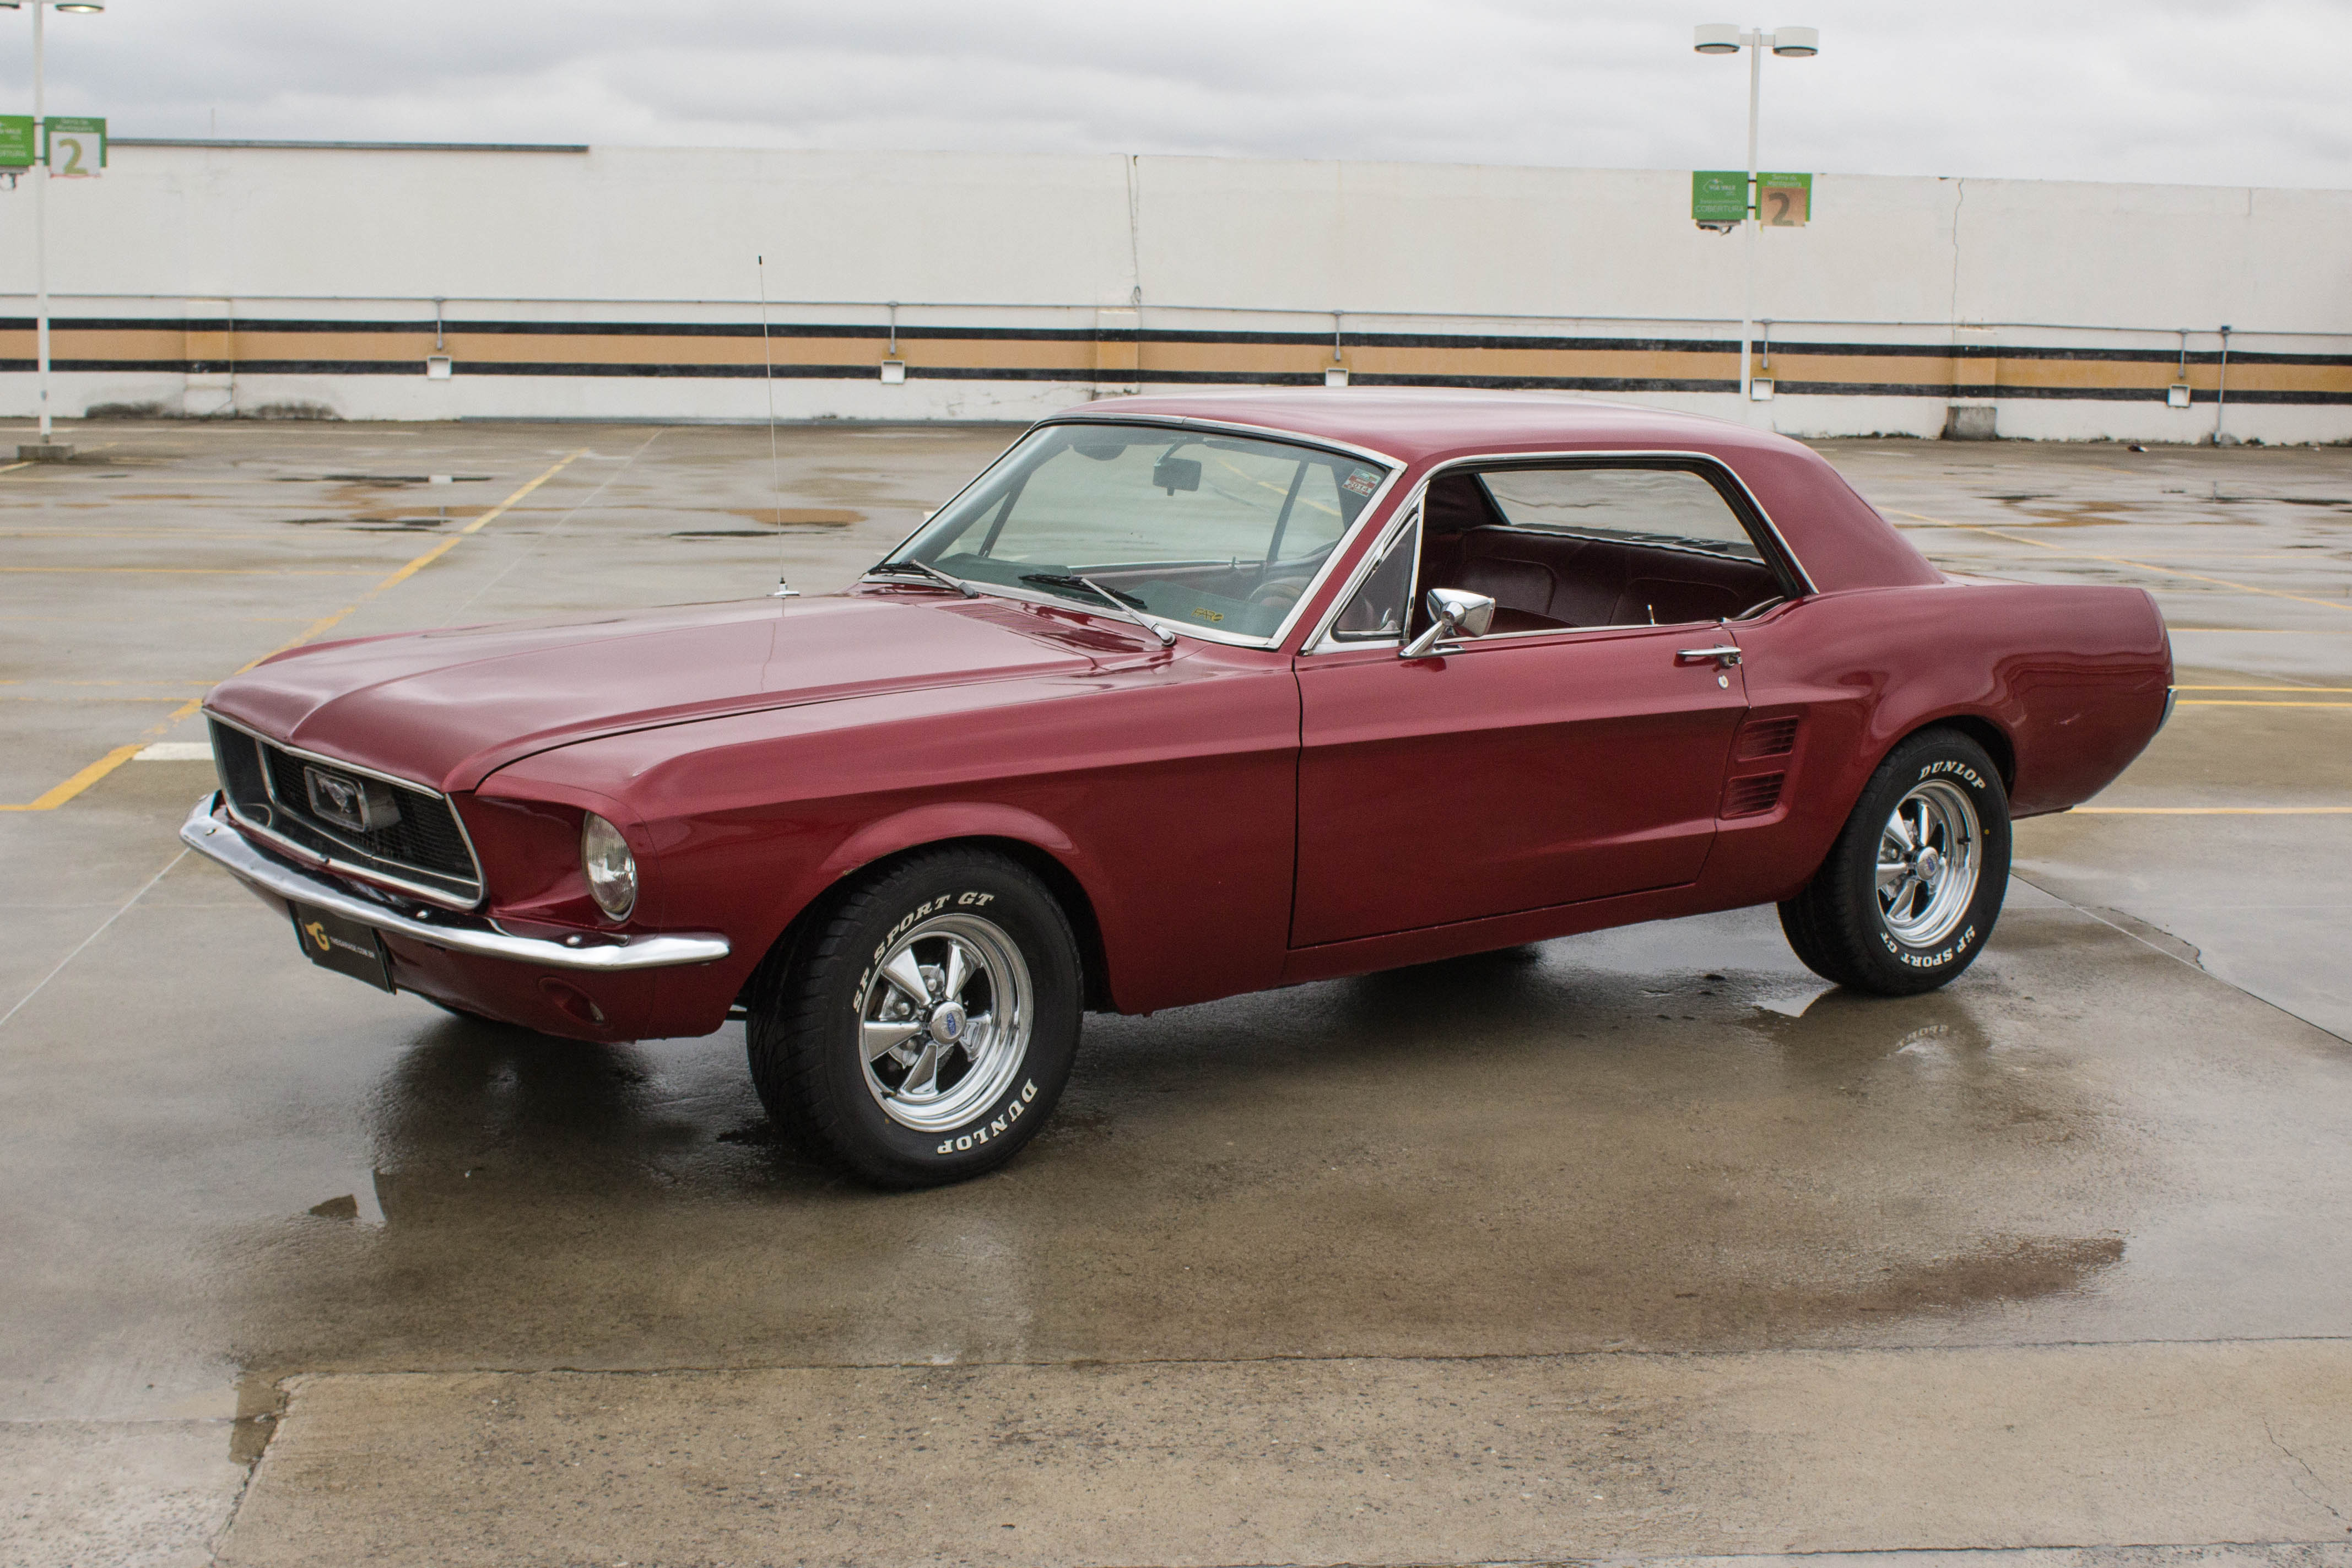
[44,116,105,177]
[1693,169,1814,225]
[0,115,34,169]
[1692,170,1747,223]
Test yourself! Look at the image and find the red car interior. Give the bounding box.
[1412,473,1782,635]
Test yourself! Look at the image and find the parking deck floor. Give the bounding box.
[2,420,2348,1566]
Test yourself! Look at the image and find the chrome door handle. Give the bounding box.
[1677,645,1742,668]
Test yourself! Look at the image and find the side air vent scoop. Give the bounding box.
[1734,714,1801,760]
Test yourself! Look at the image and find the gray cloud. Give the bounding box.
[0,0,2343,187]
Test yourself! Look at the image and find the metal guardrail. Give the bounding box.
[0,293,2343,343]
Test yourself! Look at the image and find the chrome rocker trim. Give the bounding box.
[181,792,731,972]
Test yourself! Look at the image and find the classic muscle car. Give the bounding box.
[185,390,2173,1186]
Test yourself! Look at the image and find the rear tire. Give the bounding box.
[747,848,1082,1188]
[1779,728,2011,996]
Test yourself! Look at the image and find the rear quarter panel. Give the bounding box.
[478,642,1302,1036]
[1706,580,2170,906]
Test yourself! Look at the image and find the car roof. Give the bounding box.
[1052,387,1943,594]
[1058,387,1797,469]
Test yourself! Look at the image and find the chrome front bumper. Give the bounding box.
[180,792,731,972]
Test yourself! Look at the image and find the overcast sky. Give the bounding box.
[3,0,2346,189]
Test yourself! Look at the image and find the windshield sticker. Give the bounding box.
[1342,467,1381,498]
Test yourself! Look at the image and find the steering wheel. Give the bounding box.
[1250,579,1305,610]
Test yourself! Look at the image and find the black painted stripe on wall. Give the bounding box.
[6,315,2348,367]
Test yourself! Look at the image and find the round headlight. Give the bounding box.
[581,813,637,921]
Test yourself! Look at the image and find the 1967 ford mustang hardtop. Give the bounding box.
[185,390,2172,1187]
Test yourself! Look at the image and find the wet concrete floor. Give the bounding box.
[1,421,2348,1565]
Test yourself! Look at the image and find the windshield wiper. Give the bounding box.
[868,557,978,598]
[1019,571,1145,608]
[1020,572,1176,647]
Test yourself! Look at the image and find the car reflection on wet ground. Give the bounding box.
[2,423,2348,1565]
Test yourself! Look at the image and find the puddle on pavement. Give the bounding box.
[672,507,867,538]
[2001,498,2143,527]
[724,507,862,526]
[282,504,489,531]
[206,936,2154,1372]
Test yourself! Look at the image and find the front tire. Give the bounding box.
[747,848,1082,1188]
[1780,728,2012,996]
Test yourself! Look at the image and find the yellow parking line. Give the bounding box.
[2076,806,2352,815]
[0,451,583,812]
[0,746,144,812]
[1887,509,2352,615]
[257,449,585,658]
[0,460,32,476]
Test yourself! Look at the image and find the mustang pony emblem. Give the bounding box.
[302,765,396,832]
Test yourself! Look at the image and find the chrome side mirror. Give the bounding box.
[1398,587,1496,659]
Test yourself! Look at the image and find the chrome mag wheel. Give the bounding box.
[1875,779,1982,947]
[857,912,1032,1132]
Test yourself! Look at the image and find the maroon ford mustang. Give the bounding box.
[186,390,2172,1187]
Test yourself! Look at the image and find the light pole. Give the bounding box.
[3,1,104,455]
[1694,23,1816,418]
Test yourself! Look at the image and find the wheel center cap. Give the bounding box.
[1915,846,1943,884]
[928,1003,968,1045]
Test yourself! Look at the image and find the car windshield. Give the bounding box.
[879,423,1391,641]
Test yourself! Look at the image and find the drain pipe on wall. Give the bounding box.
[2213,325,2233,446]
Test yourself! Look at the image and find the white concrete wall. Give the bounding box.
[2,144,2345,440]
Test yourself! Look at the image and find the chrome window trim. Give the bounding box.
[207,710,488,911]
[867,414,1407,653]
[1303,447,1817,654]
[1039,412,1407,473]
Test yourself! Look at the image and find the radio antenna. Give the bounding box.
[758,255,796,598]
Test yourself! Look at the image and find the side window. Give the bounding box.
[1328,509,1420,641]
[1477,468,1762,560]
[1419,464,1786,633]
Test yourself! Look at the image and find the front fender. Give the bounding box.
[787,800,1128,1005]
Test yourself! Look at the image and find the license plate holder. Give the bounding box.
[290,901,394,992]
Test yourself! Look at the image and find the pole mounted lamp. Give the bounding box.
[3,0,105,456]
[1694,23,1816,418]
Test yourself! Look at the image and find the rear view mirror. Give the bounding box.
[1153,456,1202,494]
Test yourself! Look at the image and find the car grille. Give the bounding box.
[208,717,483,905]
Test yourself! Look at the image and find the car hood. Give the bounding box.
[205,593,1111,792]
